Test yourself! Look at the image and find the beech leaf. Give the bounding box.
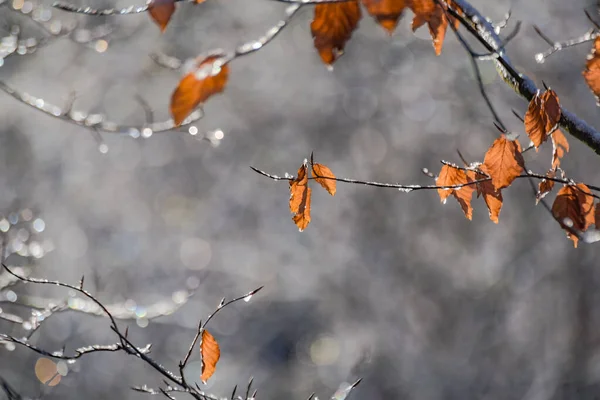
[482,134,524,191]
[583,36,600,103]
[311,1,361,65]
[551,183,594,248]
[470,168,503,224]
[409,0,461,55]
[551,129,569,170]
[170,56,229,127]
[436,164,475,220]
[289,164,312,231]
[361,0,408,34]
[524,89,561,149]
[311,163,337,195]
[148,0,176,32]
[200,329,220,383]
[536,169,556,204]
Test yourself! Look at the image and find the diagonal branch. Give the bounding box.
[447,0,600,154]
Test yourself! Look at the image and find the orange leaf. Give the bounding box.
[583,36,600,103]
[409,0,458,55]
[311,163,336,195]
[436,164,475,220]
[536,169,555,204]
[289,164,312,231]
[482,134,524,191]
[552,183,594,248]
[200,329,220,383]
[148,0,176,32]
[292,187,312,231]
[170,56,229,127]
[551,129,569,170]
[311,1,361,65]
[290,164,309,214]
[471,168,503,223]
[361,0,408,34]
[524,90,561,149]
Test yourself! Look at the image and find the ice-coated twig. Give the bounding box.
[0,81,203,136]
[533,26,597,63]
[178,286,263,386]
[252,158,600,197]
[152,3,302,72]
[0,264,319,400]
[0,335,151,360]
[234,4,301,57]
[52,1,152,15]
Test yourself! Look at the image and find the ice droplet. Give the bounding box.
[535,53,544,63]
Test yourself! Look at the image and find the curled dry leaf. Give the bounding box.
[200,329,220,383]
[551,183,595,248]
[583,36,600,103]
[536,169,555,204]
[436,165,475,220]
[148,0,176,32]
[551,129,569,170]
[482,134,524,191]
[289,164,312,231]
[361,0,408,34]
[171,56,229,127]
[524,89,561,149]
[311,163,336,195]
[595,203,600,227]
[311,1,361,65]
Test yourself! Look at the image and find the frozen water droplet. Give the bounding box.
[535,53,544,63]
[244,294,253,302]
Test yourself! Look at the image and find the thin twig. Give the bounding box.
[533,26,596,63]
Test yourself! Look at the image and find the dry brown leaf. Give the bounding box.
[524,90,561,149]
[482,134,524,191]
[170,56,229,127]
[312,163,336,195]
[200,329,220,383]
[290,164,309,214]
[583,36,600,102]
[552,183,595,248]
[551,129,569,170]
[436,164,475,220]
[311,1,361,65]
[470,168,503,224]
[596,202,600,227]
[409,0,461,55]
[148,0,176,32]
[289,164,312,231]
[292,187,312,231]
[536,169,555,204]
[361,0,408,34]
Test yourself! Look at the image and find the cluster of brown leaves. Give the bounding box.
[584,36,600,103]
[166,0,466,125]
[436,88,599,247]
[312,0,462,65]
[289,157,336,231]
[436,134,522,224]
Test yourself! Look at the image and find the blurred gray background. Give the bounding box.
[1,0,600,399]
